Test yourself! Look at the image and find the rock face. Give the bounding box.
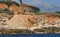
[0,1,60,32]
[0,13,60,31]
[0,14,58,30]
[7,15,26,29]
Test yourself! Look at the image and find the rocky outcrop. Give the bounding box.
[1,14,59,30]
[7,15,26,29]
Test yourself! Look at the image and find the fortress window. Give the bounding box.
[29,10,32,12]
[4,20,6,22]
[24,10,26,12]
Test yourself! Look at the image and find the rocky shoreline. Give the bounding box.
[0,27,60,34]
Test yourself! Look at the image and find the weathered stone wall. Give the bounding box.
[19,6,35,14]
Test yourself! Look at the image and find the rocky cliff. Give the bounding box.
[0,1,60,34]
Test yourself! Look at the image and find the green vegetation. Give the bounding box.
[35,12,45,15]
[0,1,19,6]
[0,9,14,15]
[0,1,19,15]
[54,11,60,16]
[55,11,60,14]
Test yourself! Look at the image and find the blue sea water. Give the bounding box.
[0,34,60,37]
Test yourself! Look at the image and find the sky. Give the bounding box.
[14,0,60,12]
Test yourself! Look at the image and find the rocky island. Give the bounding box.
[0,0,60,34]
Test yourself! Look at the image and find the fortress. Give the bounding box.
[0,0,40,29]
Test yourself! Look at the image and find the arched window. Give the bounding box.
[29,10,32,12]
[24,10,26,12]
